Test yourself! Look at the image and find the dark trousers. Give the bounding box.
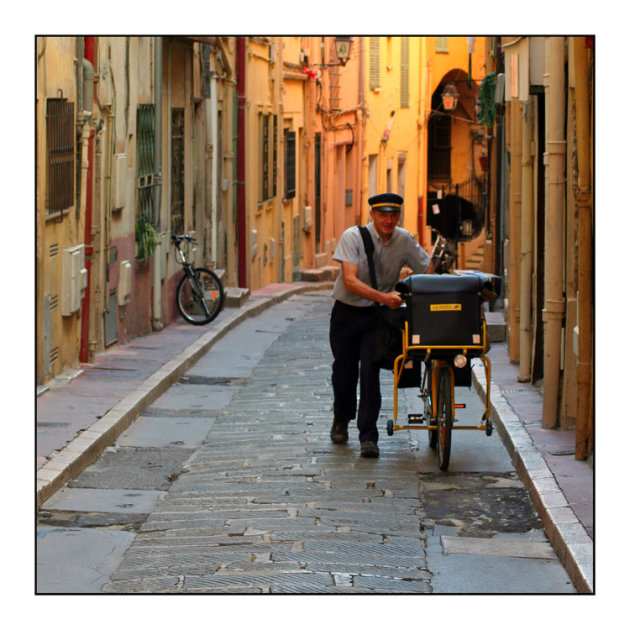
[329,300,381,443]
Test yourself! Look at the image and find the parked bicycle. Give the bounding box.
[171,234,224,325]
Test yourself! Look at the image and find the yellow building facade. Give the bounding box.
[362,36,488,268]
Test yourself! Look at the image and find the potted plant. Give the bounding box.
[136,218,157,260]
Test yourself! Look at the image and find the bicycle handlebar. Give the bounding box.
[171,234,196,244]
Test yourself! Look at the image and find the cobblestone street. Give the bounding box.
[38,290,574,595]
[102,292,431,593]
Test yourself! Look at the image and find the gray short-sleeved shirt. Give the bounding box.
[331,222,431,307]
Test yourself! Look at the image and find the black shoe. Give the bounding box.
[360,441,380,458]
[330,422,348,444]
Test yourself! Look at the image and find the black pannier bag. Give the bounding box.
[396,274,484,359]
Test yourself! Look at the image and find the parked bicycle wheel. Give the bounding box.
[176,267,224,325]
[436,366,454,471]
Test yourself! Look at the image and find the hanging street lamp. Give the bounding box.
[441,82,459,112]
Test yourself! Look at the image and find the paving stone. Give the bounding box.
[352,575,431,592]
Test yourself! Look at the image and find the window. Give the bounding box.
[436,37,448,53]
[46,98,75,216]
[314,133,322,250]
[284,129,296,200]
[369,37,380,91]
[428,112,451,180]
[368,154,378,199]
[259,114,277,203]
[137,104,156,226]
[272,115,278,198]
[170,108,185,234]
[260,114,269,201]
[400,37,410,108]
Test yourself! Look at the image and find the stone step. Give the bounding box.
[298,265,340,282]
[485,310,506,343]
[224,286,250,308]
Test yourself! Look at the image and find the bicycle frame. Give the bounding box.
[173,239,191,268]
[391,319,492,433]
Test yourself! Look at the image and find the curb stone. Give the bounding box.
[471,362,593,594]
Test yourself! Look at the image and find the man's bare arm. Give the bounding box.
[341,261,403,309]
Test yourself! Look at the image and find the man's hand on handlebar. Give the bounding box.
[382,291,403,310]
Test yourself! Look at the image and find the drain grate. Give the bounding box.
[178,375,247,386]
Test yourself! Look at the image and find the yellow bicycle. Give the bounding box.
[386,271,499,471]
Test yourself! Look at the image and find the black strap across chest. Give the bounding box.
[358,226,378,291]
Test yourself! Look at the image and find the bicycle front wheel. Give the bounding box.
[425,363,438,449]
[436,366,454,471]
[176,267,224,325]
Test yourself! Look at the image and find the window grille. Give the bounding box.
[46,98,75,216]
[400,37,410,108]
[137,104,156,226]
[436,37,448,53]
[284,130,296,200]
[272,115,278,198]
[262,113,270,201]
[369,38,380,91]
[171,107,185,235]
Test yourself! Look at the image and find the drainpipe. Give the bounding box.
[355,37,363,226]
[507,98,522,363]
[152,36,164,331]
[202,44,213,263]
[542,37,566,428]
[79,37,96,363]
[417,38,427,246]
[573,37,593,458]
[236,37,247,287]
[211,61,218,264]
[518,99,534,381]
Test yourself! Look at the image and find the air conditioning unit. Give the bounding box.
[61,245,87,316]
[118,260,132,306]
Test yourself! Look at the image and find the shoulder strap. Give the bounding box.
[358,226,377,290]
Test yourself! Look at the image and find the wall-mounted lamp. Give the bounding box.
[304,36,354,79]
[334,36,353,66]
[441,83,459,112]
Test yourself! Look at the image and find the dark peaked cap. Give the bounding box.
[368,193,403,212]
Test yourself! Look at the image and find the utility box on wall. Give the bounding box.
[61,245,87,316]
[112,153,127,211]
[118,260,132,306]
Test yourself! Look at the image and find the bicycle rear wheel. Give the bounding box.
[176,267,224,325]
[436,366,454,471]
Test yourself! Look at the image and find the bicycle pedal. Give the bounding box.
[407,414,424,424]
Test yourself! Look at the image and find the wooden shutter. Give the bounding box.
[369,37,380,91]
[400,37,409,108]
